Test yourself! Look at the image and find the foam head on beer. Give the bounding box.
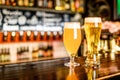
[84,17,102,23]
[84,17,102,67]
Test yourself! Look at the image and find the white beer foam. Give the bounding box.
[85,17,102,23]
[64,22,80,29]
[64,22,81,39]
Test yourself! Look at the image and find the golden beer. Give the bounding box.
[63,27,81,56]
[66,67,78,80]
[63,22,81,66]
[84,17,102,66]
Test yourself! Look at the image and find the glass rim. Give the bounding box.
[84,17,102,23]
[64,22,80,28]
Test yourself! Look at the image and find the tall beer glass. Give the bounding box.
[84,17,102,67]
[63,22,81,67]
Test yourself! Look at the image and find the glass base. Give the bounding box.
[64,62,80,67]
[85,60,100,69]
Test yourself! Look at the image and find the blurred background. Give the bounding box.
[0,0,119,63]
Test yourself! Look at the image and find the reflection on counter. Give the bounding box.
[66,66,78,80]
[85,67,99,80]
[0,49,120,80]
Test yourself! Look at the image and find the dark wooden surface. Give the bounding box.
[0,53,120,80]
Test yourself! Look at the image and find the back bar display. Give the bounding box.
[0,9,71,31]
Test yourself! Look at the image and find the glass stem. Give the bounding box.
[70,55,75,65]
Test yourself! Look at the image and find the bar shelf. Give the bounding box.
[0,5,77,14]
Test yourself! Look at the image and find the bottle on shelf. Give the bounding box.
[32,46,39,59]
[48,32,54,41]
[29,0,34,7]
[36,31,41,41]
[0,0,5,5]
[75,0,84,12]
[20,47,24,60]
[38,44,44,58]
[19,46,24,60]
[70,0,75,12]
[75,0,80,11]
[21,46,29,60]
[19,31,23,41]
[55,0,65,10]
[79,0,84,12]
[3,31,7,42]
[10,0,17,6]
[4,48,10,62]
[34,31,37,41]
[26,31,31,41]
[5,0,10,6]
[47,31,51,41]
[23,31,27,42]
[65,0,70,10]
[52,31,57,41]
[0,0,2,5]
[1,48,10,62]
[0,32,3,43]
[53,31,62,41]
[55,31,60,40]
[4,48,7,62]
[11,31,16,42]
[44,0,48,8]
[40,31,43,41]
[47,42,53,57]
[15,31,20,42]
[1,48,4,62]
[42,43,48,57]
[37,0,44,8]
[47,0,53,9]
[30,31,34,41]
[0,49,2,62]
[59,31,63,41]
[7,31,11,42]
[17,47,21,60]
[43,32,48,41]
[24,0,29,6]
[18,0,24,6]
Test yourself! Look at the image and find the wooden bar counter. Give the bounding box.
[0,52,120,80]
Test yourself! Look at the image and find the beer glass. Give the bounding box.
[84,17,102,67]
[63,22,81,67]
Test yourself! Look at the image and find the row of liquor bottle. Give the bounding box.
[0,31,63,43]
[0,0,84,12]
[0,42,53,62]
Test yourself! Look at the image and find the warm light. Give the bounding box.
[47,31,51,36]
[66,67,78,80]
[4,31,7,36]
[41,31,44,36]
[34,31,38,36]
[53,31,57,36]
[12,32,15,36]
[110,52,115,60]
[27,31,31,36]
[20,31,23,36]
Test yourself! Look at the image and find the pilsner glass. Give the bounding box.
[84,17,102,67]
[63,22,81,67]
